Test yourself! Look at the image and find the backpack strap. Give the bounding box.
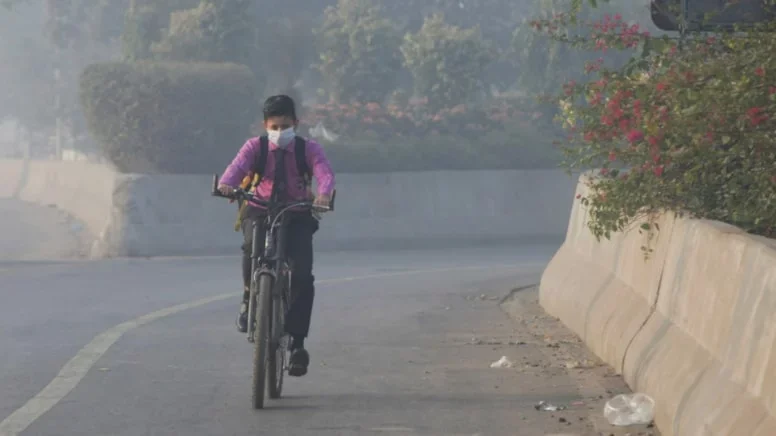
[294,136,311,186]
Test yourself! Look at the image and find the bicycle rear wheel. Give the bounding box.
[251,273,272,409]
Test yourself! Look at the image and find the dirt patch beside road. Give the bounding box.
[499,285,660,436]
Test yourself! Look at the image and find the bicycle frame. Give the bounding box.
[209,174,335,344]
[210,173,335,407]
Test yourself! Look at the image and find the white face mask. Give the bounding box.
[268,127,295,148]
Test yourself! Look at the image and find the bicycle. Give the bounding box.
[210,174,335,409]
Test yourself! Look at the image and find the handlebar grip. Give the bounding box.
[329,189,336,212]
[211,174,220,197]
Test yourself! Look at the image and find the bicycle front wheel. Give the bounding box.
[252,273,272,409]
[267,274,288,399]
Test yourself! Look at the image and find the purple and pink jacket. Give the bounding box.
[220,136,336,209]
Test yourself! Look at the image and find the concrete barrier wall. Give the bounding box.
[540,175,776,435]
[540,178,676,371]
[0,159,117,240]
[317,170,576,250]
[0,159,577,257]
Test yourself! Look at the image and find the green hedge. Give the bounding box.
[318,126,562,173]
[78,60,560,173]
[79,61,259,174]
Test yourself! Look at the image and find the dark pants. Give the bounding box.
[241,205,318,338]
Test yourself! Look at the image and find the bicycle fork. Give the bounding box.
[246,216,288,344]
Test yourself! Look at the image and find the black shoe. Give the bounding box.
[288,348,309,377]
[236,301,248,333]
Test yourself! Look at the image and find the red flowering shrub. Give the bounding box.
[538,12,776,240]
[302,98,552,140]
[297,97,563,172]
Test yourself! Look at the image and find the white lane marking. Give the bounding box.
[0,263,530,435]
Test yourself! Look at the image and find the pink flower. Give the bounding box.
[607,99,624,119]
[755,67,765,77]
[748,107,768,126]
[626,130,644,143]
[584,61,601,73]
[563,81,576,96]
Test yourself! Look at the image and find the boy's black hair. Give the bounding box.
[263,94,297,121]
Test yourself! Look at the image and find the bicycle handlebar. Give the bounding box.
[210,174,335,212]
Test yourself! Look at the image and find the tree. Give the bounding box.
[315,0,403,103]
[151,2,225,62]
[401,14,495,110]
[43,0,128,157]
[121,0,202,61]
[121,2,166,61]
[510,0,581,95]
[510,0,658,96]
[258,15,317,106]
[0,0,109,156]
[143,0,263,83]
[0,31,56,131]
[1,0,26,10]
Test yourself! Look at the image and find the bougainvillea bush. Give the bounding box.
[536,12,776,240]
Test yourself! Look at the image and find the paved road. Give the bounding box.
[0,246,614,436]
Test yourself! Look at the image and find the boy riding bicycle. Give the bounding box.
[217,95,335,377]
